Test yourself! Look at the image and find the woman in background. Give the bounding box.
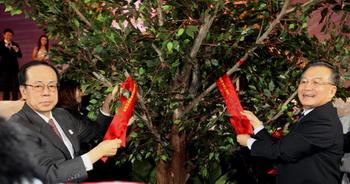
[32,35,49,62]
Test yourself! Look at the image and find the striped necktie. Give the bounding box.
[298,113,305,121]
[48,119,62,140]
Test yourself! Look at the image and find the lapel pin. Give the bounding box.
[68,129,74,135]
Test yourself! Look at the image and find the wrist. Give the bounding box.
[87,146,102,164]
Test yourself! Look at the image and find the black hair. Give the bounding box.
[37,34,49,51]
[57,79,81,113]
[0,116,43,184]
[18,60,60,85]
[303,61,339,86]
[3,28,14,35]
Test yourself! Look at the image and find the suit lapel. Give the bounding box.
[21,104,72,159]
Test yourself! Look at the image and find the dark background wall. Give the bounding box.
[0,4,44,67]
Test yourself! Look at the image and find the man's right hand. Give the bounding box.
[88,138,121,164]
[241,110,263,129]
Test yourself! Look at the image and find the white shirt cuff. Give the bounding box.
[247,138,256,150]
[100,108,111,117]
[81,154,93,171]
[253,125,264,135]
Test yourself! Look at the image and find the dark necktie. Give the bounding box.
[6,43,11,49]
[298,113,305,121]
[48,119,62,140]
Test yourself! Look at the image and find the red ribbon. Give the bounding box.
[216,74,253,134]
[101,76,137,162]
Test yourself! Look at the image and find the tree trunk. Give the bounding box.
[156,125,187,184]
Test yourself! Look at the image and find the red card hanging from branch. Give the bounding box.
[102,76,138,162]
[216,74,253,134]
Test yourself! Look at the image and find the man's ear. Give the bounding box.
[19,85,27,99]
[330,86,337,98]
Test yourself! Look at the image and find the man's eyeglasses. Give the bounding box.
[298,78,335,87]
[24,83,59,92]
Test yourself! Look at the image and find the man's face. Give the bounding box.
[297,66,337,109]
[3,32,13,42]
[20,65,58,116]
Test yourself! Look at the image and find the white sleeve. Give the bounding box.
[81,154,93,171]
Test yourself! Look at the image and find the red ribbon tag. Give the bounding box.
[216,74,253,134]
[101,76,137,162]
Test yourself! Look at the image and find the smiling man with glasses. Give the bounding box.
[236,61,343,184]
[9,61,122,183]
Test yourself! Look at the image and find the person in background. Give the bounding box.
[57,79,115,152]
[236,61,343,184]
[0,116,43,184]
[0,28,22,100]
[32,35,49,62]
[10,61,121,183]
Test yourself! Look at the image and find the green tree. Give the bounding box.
[1,0,349,183]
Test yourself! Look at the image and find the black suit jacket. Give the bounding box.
[251,101,343,184]
[9,103,112,183]
[0,40,22,72]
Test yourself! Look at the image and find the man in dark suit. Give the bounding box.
[237,61,343,184]
[0,28,22,100]
[10,61,121,183]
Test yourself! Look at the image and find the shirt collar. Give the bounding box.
[34,111,53,123]
[302,108,314,116]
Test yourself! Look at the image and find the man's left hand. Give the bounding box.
[237,134,251,147]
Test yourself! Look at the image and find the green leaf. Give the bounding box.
[89,99,98,104]
[289,24,295,29]
[73,19,80,28]
[186,25,198,39]
[211,59,219,66]
[87,111,96,120]
[176,28,185,37]
[138,67,145,75]
[173,40,180,51]
[215,173,229,184]
[209,152,214,160]
[268,81,275,91]
[167,42,173,53]
[162,5,172,12]
[130,132,138,138]
[160,154,168,161]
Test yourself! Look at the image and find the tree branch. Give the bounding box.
[152,43,166,65]
[136,92,166,148]
[286,0,314,14]
[92,72,113,87]
[256,0,291,44]
[68,1,92,28]
[190,4,219,59]
[188,4,220,97]
[266,90,298,124]
[178,0,292,119]
[156,0,164,26]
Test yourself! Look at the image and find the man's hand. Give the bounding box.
[236,134,251,147]
[87,138,121,164]
[12,45,19,52]
[241,110,263,129]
